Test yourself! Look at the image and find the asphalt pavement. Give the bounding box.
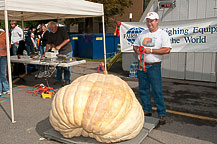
[0,61,216,144]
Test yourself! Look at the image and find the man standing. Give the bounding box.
[10,20,23,55]
[0,28,10,95]
[23,26,35,55]
[133,12,172,125]
[45,21,72,85]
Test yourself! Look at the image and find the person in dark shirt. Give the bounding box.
[35,24,50,78]
[24,26,34,55]
[45,21,72,85]
[38,24,49,56]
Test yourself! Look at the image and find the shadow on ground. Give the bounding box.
[35,117,52,137]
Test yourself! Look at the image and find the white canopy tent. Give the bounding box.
[0,0,107,123]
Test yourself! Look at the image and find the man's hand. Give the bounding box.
[145,48,151,54]
[55,45,61,50]
[136,47,141,54]
[41,53,45,58]
[133,46,141,54]
[134,46,152,54]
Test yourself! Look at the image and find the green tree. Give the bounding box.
[0,20,5,29]
[0,20,52,30]
[89,0,133,22]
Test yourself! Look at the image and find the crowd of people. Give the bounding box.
[10,21,49,57]
[0,20,73,96]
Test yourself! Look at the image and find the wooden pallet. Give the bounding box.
[43,116,158,144]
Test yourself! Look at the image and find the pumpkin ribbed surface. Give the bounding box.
[49,73,144,143]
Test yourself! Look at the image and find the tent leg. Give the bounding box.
[22,20,24,39]
[4,9,16,123]
[102,15,107,73]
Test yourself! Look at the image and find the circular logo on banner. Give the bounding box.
[124,27,144,45]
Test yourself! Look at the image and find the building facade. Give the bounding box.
[122,0,217,83]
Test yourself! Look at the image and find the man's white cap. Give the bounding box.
[0,28,4,32]
[145,12,159,20]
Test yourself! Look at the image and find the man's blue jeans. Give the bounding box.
[56,51,73,83]
[38,46,46,72]
[0,56,9,93]
[39,45,46,56]
[25,43,35,55]
[11,43,19,56]
[138,63,166,116]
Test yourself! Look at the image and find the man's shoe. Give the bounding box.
[64,80,70,85]
[144,112,152,116]
[3,90,10,95]
[53,80,63,85]
[159,116,166,125]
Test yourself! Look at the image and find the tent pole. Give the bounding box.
[22,20,24,29]
[22,20,24,39]
[102,15,107,72]
[4,9,16,123]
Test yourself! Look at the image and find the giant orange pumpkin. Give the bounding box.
[49,73,144,143]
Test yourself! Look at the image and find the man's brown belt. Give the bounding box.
[145,62,161,65]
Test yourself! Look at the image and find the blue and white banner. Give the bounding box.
[120,17,217,52]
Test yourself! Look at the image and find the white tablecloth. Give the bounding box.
[10,56,86,67]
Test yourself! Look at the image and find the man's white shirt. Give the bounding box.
[11,25,23,44]
[134,28,172,63]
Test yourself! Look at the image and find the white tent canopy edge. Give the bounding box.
[0,0,104,20]
[0,0,107,123]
